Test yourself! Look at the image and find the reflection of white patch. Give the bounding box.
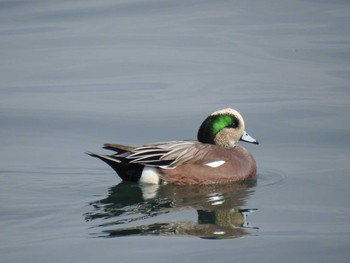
[140,167,160,184]
[207,193,225,205]
[204,160,226,168]
[212,201,224,205]
[140,184,159,200]
[208,196,222,202]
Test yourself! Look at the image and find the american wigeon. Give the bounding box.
[87,108,258,185]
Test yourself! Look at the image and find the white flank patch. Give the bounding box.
[139,166,160,184]
[204,160,226,168]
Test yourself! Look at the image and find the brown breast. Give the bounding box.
[160,145,257,185]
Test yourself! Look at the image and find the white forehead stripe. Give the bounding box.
[211,108,240,116]
[204,160,226,168]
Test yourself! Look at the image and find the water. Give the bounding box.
[1,0,350,262]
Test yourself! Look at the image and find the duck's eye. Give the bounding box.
[229,118,239,128]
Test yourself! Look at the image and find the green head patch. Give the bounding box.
[197,113,239,144]
[211,114,238,136]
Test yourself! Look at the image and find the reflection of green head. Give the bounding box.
[197,113,239,144]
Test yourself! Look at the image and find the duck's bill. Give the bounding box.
[240,131,259,145]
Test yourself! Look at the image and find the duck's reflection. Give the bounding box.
[85,179,258,239]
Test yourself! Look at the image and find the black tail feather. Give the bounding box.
[86,152,143,182]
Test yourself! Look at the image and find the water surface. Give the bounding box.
[1,0,350,262]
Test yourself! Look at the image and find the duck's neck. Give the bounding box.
[213,129,238,149]
[197,117,215,144]
[198,125,238,149]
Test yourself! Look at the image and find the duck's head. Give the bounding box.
[197,108,259,148]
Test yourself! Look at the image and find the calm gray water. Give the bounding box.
[1,0,350,262]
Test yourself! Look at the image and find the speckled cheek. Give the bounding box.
[214,128,240,148]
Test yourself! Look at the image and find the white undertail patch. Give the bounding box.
[139,166,161,184]
[204,160,226,168]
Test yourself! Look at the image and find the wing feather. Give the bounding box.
[100,141,203,168]
[125,141,199,167]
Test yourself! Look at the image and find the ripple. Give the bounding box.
[256,168,285,190]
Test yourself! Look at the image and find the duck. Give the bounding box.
[87,108,258,185]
